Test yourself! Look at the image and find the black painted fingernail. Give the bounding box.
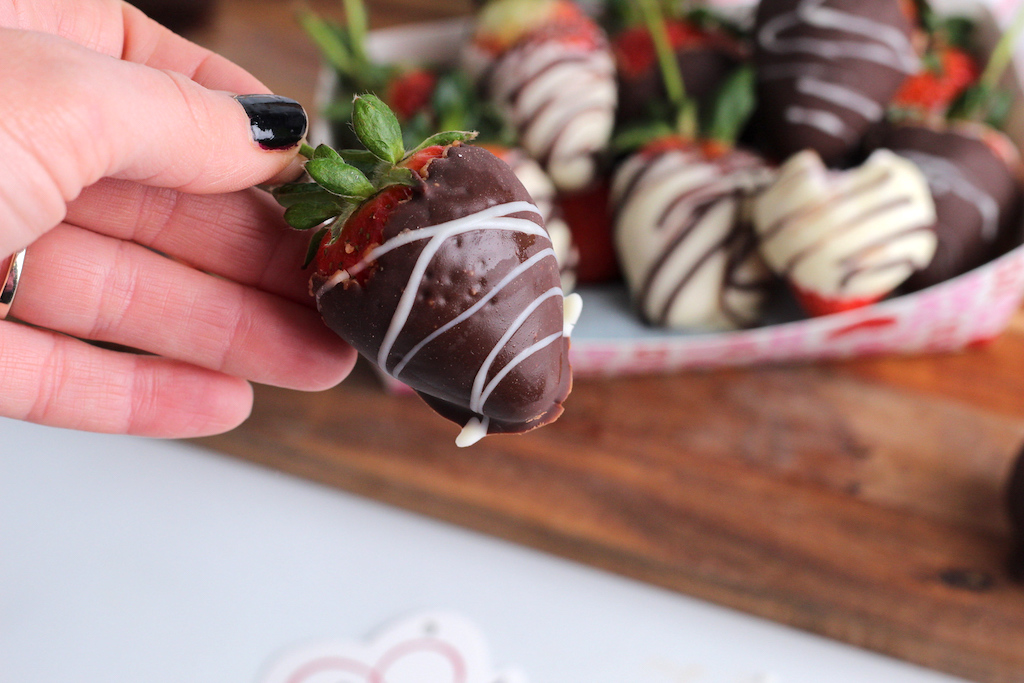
[235,94,308,150]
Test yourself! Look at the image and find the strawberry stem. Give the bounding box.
[340,0,369,64]
[636,0,698,140]
[980,1,1024,91]
[948,1,1024,128]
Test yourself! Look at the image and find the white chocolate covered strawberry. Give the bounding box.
[613,139,775,330]
[752,148,938,316]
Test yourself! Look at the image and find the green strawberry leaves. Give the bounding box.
[412,130,479,153]
[353,94,406,165]
[306,157,375,198]
[269,94,479,269]
[705,65,757,147]
[284,202,342,231]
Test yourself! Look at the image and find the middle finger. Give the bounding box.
[11,223,355,391]
[65,177,314,304]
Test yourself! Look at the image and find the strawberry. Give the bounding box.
[465,0,617,192]
[892,44,979,117]
[752,149,938,317]
[384,68,438,123]
[273,95,579,446]
[557,180,619,284]
[751,0,920,165]
[791,287,884,318]
[610,1,775,330]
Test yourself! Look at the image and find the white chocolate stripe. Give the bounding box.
[390,247,558,379]
[478,330,564,413]
[899,150,1001,241]
[316,203,545,294]
[759,0,918,72]
[373,202,544,374]
[795,77,884,122]
[785,106,849,139]
[350,202,544,276]
[469,287,563,414]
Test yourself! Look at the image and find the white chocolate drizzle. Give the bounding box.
[457,417,489,448]
[898,150,1001,242]
[753,149,938,299]
[502,149,579,292]
[757,0,918,141]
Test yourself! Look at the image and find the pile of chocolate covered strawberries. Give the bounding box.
[308,0,1024,332]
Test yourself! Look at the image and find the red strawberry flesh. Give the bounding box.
[314,145,448,282]
[386,68,438,122]
[792,285,882,317]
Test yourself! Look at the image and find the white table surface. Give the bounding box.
[1,417,968,683]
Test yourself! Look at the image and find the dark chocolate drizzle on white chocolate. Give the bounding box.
[612,146,775,330]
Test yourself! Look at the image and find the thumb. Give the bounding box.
[0,28,307,247]
[101,72,308,195]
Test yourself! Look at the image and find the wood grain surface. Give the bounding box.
[187,2,1024,681]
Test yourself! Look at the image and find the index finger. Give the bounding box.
[0,0,269,94]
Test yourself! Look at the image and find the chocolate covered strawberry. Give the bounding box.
[752,0,920,165]
[752,148,937,316]
[464,0,617,192]
[613,138,775,329]
[611,2,775,330]
[481,144,580,292]
[273,95,580,446]
[876,9,1024,289]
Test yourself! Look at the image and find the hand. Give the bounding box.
[0,0,357,437]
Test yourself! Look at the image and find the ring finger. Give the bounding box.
[9,223,355,391]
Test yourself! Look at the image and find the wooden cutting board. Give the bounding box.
[190,1,1024,680]
[198,311,1024,683]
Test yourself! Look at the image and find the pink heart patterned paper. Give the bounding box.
[258,612,526,683]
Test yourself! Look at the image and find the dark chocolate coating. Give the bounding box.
[314,144,572,435]
[752,0,917,165]
[617,44,742,125]
[873,123,1023,289]
[1007,443,1024,581]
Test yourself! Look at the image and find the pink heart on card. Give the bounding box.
[284,637,467,683]
[259,613,521,683]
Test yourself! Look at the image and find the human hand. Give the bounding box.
[0,0,357,437]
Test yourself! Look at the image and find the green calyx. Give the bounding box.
[948,1,1024,130]
[613,0,755,155]
[271,94,477,268]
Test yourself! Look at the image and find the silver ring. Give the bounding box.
[0,249,26,320]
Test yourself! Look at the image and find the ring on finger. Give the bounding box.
[0,249,26,321]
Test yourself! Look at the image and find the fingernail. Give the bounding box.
[235,94,308,150]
